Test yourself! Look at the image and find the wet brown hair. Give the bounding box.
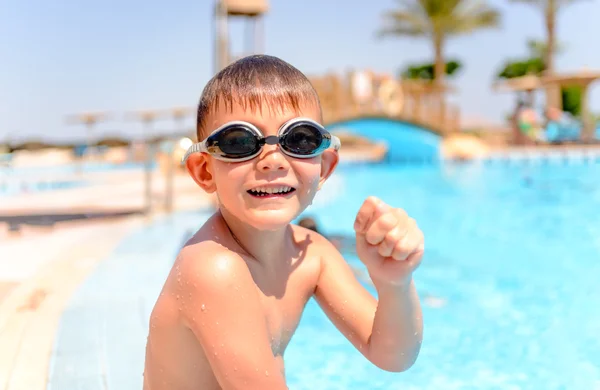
[196,55,321,140]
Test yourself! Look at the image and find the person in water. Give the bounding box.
[143,54,425,390]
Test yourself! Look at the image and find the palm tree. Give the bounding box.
[509,1,587,109]
[510,0,582,76]
[378,0,501,85]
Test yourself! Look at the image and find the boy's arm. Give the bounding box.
[313,197,424,372]
[177,244,288,389]
[313,240,422,372]
[315,243,423,372]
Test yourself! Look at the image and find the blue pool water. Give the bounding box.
[48,159,600,389]
[285,162,600,389]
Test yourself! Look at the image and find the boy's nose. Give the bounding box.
[256,144,289,172]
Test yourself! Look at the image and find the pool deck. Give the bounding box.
[0,218,146,390]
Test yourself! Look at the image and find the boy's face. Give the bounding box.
[187,100,338,230]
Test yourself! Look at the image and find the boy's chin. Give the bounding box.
[244,209,300,231]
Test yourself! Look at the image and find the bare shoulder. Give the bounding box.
[174,240,251,301]
[159,242,289,387]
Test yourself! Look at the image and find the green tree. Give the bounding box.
[401,60,463,80]
[561,86,582,116]
[378,0,501,84]
[496,57,545,79]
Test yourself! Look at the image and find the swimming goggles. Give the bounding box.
[182,117,341,163]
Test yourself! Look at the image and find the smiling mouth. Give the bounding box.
[247,186,296,198]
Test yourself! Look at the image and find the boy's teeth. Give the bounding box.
[253,186,291,194]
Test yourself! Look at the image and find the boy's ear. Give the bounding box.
[318,150,339,190]
[185,153,217,193]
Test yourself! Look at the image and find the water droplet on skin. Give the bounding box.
[214,352,218,356]
[176,294,180,300]
[234,367,238,372]
[265,370,269,377]
[216,321,219,325]
[201,304,206,311]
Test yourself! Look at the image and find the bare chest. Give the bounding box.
[258,295,305,355]
[251,262,320,355]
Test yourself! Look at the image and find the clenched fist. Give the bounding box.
[354,196,424,286]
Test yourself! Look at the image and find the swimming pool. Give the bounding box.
[48,158,600,389]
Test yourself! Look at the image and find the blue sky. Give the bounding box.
[1,0,598,143]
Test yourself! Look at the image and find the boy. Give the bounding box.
[143,55,425,390]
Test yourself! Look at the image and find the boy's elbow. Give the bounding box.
[376,359,416,373]
[370,348,421,373]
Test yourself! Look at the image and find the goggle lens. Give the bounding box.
[280,124,324,156]
[209,125,259,158]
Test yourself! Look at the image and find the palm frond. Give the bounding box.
[449,1,501,34]
[377,8,431,38]
[376,0,501,46]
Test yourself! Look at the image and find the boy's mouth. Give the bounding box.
[247,185,296,198]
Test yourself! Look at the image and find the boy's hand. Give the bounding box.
[353,196,424,287]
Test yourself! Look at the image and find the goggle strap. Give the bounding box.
[330,135,341,152]
[181,141,208,163]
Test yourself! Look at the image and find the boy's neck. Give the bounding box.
[218,208,290,266]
